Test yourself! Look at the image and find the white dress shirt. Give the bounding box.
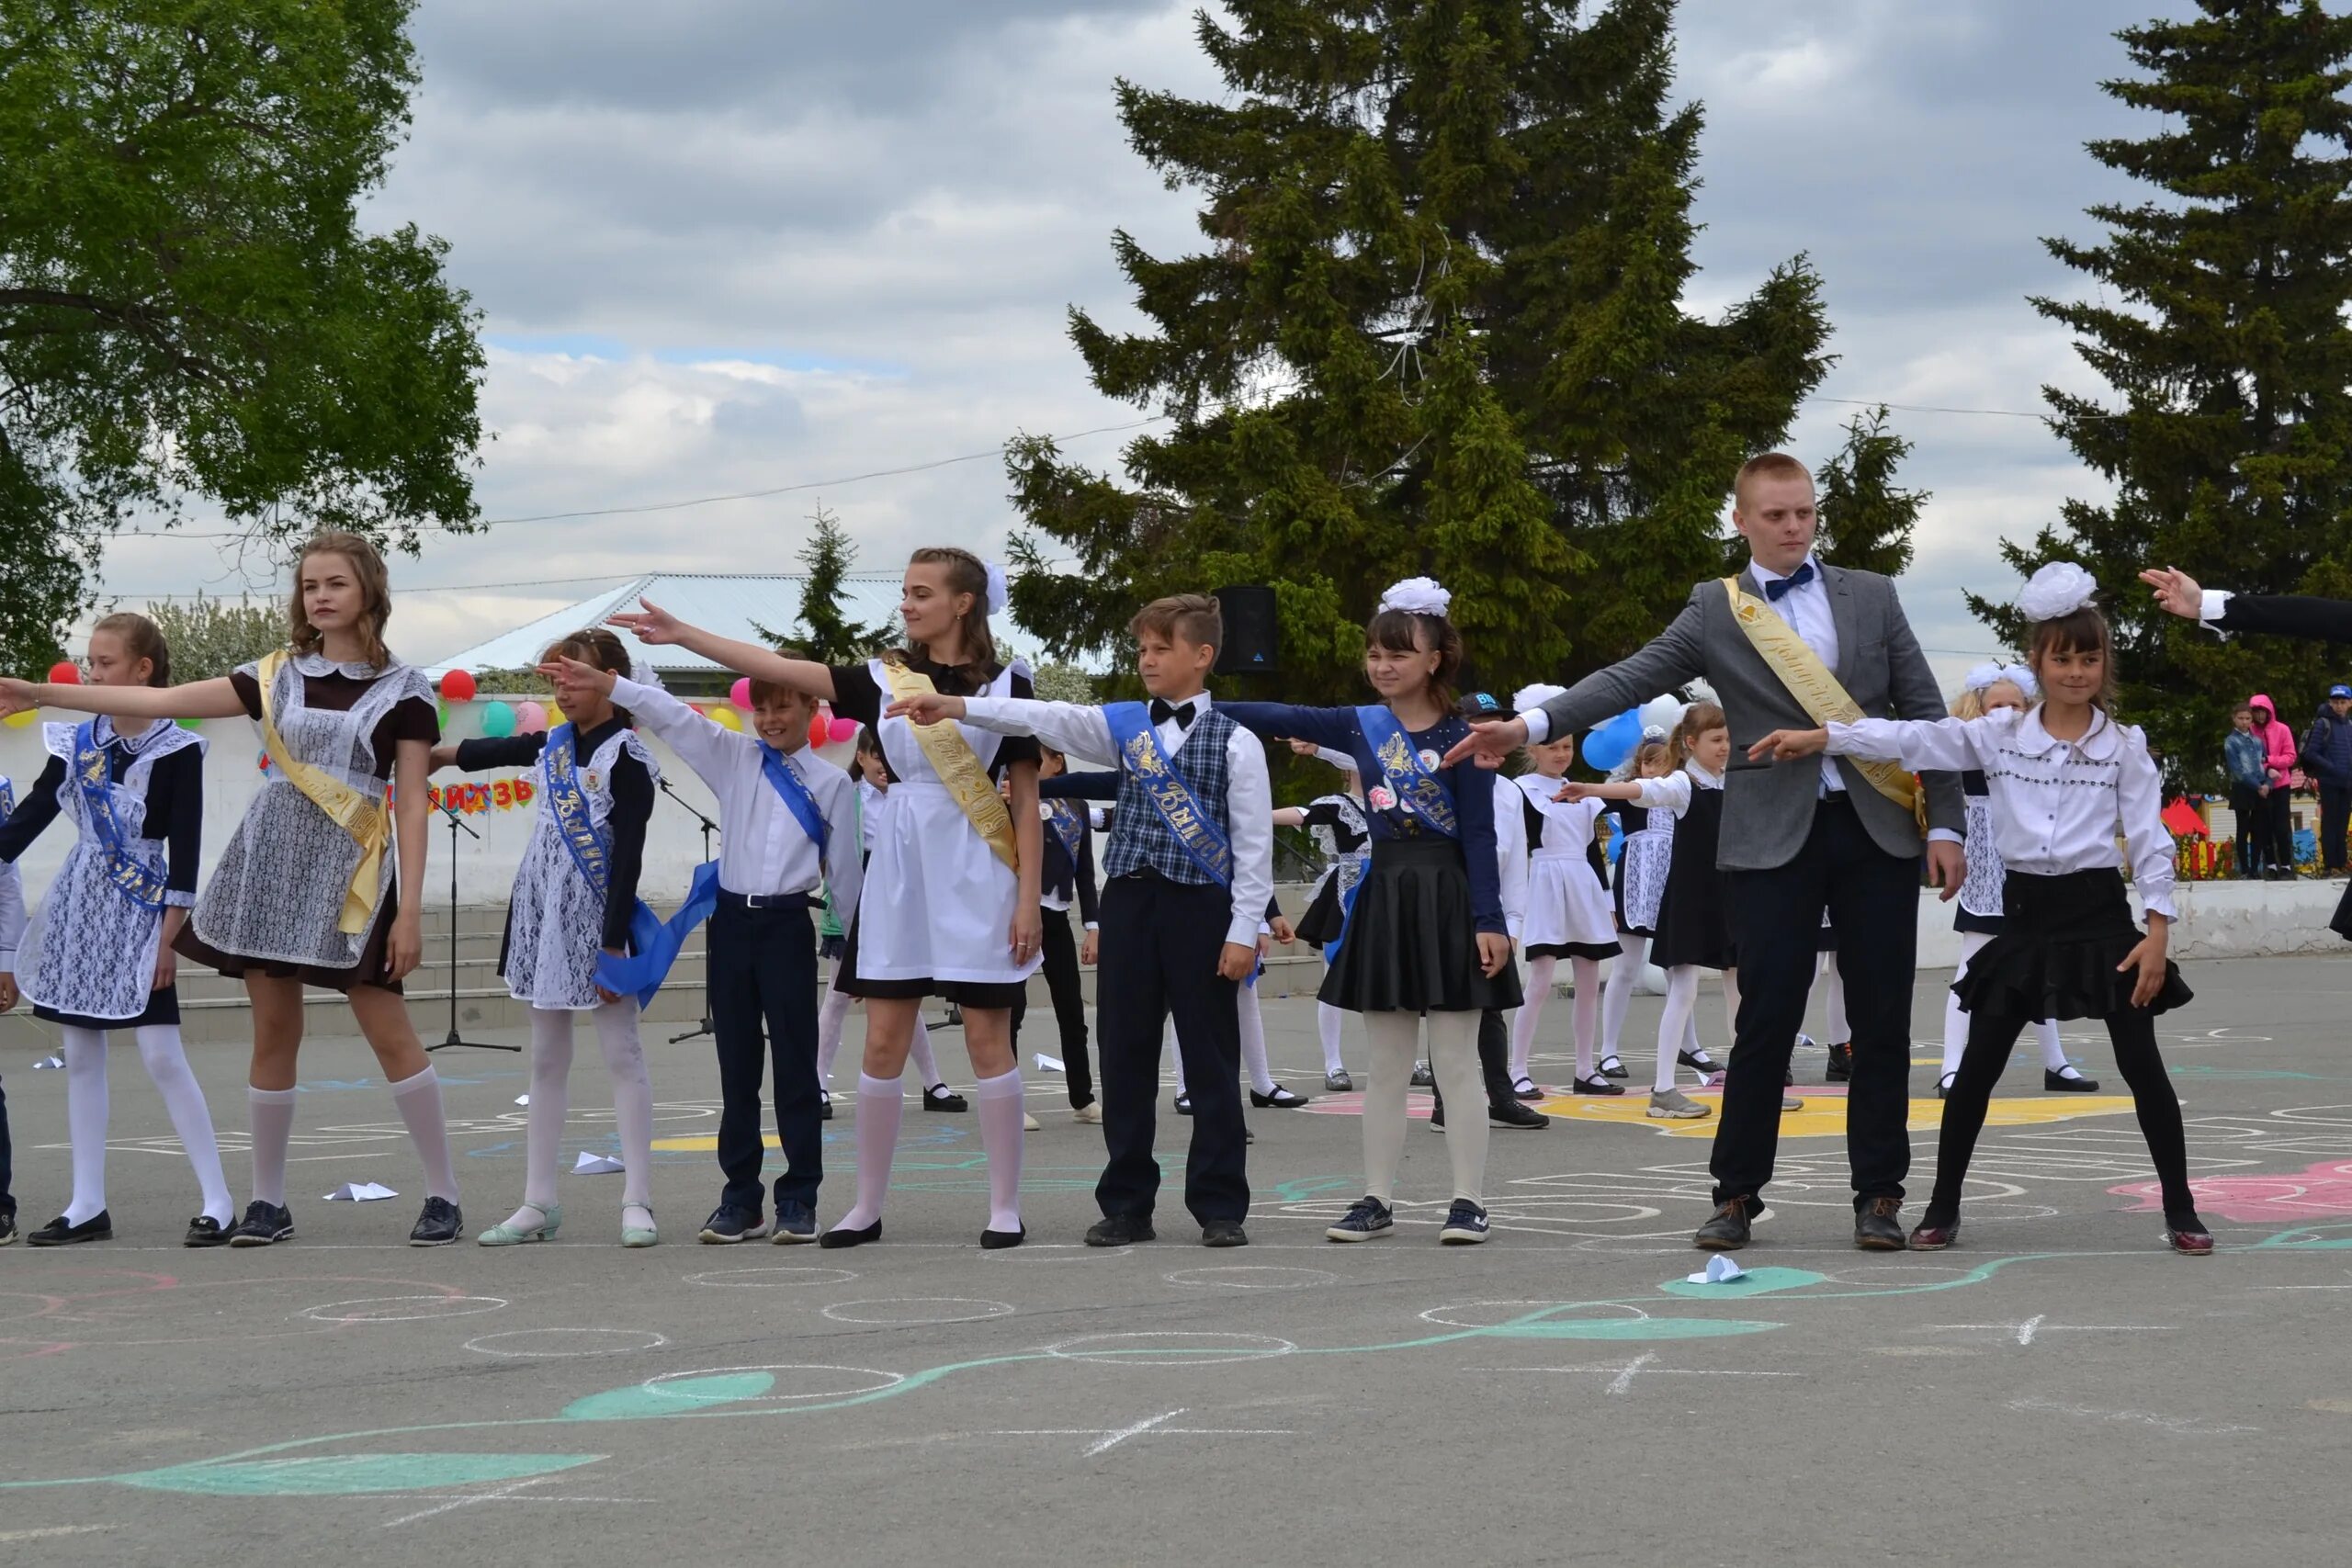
[1629,761,1723,817]
[1826,707,2177,920]
[1489,772,1528,942]
[0,776,22,969]
[2198,590,2233,626]
[613,676,861,911]
[957,692,1275,950]
[1745,555,1847,797]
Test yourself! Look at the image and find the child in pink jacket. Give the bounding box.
[2250,694,2300,877]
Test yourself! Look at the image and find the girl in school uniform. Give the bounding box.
[0,615,232,1245]
[1750,563,2206,1253]
[435,629,662,1247]
[1936,663,2096,1100]
[1220,577,1521,1246]
[612,546,1043,1249]
[0,532,459,1248]
[1504,683,1622,1097]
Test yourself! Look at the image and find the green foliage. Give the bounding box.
[1813,406,1928,581]
[756,505,892,662]
[1029,660,1097,705]
[137,594,282,682]
[0,0,486,668]
[1971,0,2352,784]
[1008,0,1849,707]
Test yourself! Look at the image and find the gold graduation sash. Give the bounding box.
[256,650,390,934]
[878,661,1020,872]
[1720,578,1922,830]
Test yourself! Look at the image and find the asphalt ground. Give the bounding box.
[1,954,2347,1566]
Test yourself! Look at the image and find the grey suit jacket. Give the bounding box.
[1536,564,1962,871]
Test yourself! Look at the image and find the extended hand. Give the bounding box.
[607,596,684,645]
[1080,928,1099,966]
[2118,931,2168,1009]
[0,973,17,1012]
[1216,942,1256,981]
[537,654,617,708]
[0,677,38,719]
[385,911,424,983]
[1270,916,1295,945]
[1554,780,1599,802]
[887,692,966,727]
[2137,567,2203,622]
[1442,716,1528,770]
[1747,728,1828,761]
[1476,931,1512,978]
[1926,839,1965,904]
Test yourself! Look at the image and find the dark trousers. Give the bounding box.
[707,899,823,1215]
[1094,874,1249,1225]
[2267,787,2297,869]
[2323,784,2352,872]
[1012,906,1094,1108]
[2230,784,2267,874]
[1716,796,1917,1209]
[1930,1000,2191,1221]
[0,1070,13,1216]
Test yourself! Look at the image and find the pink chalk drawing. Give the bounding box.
[2110,1158,2352,1223]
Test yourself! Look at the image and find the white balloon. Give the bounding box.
[1637,694,1683,737]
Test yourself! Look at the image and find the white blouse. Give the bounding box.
[1627,761,1724,818]
[1826,708,2176,920]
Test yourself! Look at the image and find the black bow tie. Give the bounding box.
[1150,698,1195,729]
[1764,561,1816,602]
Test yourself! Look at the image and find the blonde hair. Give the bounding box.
[889,547,998,683]
[1667,701,1726,772]
[1734,452,1813,508]
[90,611,171,686]
[288,531,393,668]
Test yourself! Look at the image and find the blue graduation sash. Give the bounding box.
[538,724,705,1008]
[1102,701,1233,886]
[759,744,829,854]
[1356,705,1459,839]
[1045,800,1085,869]
[0,778,13,818]
[74,723,170,910]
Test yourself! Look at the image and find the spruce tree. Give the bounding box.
[1008,0,1847,707]
[1814,407,1927,581]
[1971,0,2352,780]
[756,504,883,663]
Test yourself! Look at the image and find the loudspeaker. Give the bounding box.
[1214,585,1278,677]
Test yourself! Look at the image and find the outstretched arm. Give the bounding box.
[605,598,837,701]
[0,675,245,722]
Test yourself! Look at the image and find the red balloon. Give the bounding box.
[47,660,80,685]
[808,715,828,749]
[438,668,477,702]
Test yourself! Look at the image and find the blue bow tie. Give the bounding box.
[1763,561,1815,603]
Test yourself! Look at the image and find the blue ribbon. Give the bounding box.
[1323,874,1362,966]
[1045,799,1085,869]
[74,723,170,910]
[595,859,720,1006]
[759,744,829,854]
[1356,705,1458,839]
[1102,701,1234,886]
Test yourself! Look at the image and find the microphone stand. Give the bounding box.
[425,796,517,1053]
[662,776,721,1044]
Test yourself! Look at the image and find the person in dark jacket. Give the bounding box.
[2303,686,2352,873]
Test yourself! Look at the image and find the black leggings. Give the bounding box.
[1928,1001,2195,1223]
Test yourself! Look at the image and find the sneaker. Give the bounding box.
[26,1211,112,1247]
[1825,1042,1852,1082]
[770,1199,818,1245]
[1676,1047,1718,1073]
[409,1196,464,1247]
[1326,1196,1395,1242]
[1510,1075,1544,1101]
[1409,1061,1435,1088]
[0,1212,15,1246]
[228,1200,295,1247]
[1488,1100,1549,1130]
[697,1205,770,1244]
[922,1083,968,1112]
[1072,1101,1102,1124]
[1597,1055,1630,1079]
[1781,1091,1804,1111]
[1646,1088,1711,1120]
[1571,1073,1623,1097]
[1439,1200,1490,1245]
[1324,1069,1355,1093]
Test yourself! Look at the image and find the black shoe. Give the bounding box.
[1429,1098,1446,1134]
[0,1213,15,1246]
[1510,1076,1544,1101]
[1250,1085,1310,1108]
[1488,1100,1549,1130]
[1174,1092,1193,1115]
[227,1200,295,1247]
[1571,1073,1623,1097]
[27,1211,111,1247]
[1825,1043,1852,1082]
[1694,1197,1756,1251]
[1598,1055,1630,1079]
[1324,1069,1354,1092]
[184,1215,232,1248]
[1676,1048,1719,1073]
[1085,1213,1155,1247]
[1854,1196,1907,1251]
[980,1224,1026,1250]
[1201,1220,1249,1247]
[922,1083,968,1112]
[698,1205,770,1244]
[2044,1067,2101,1093]
[819,1220,882,1249]
[1409,1061,1435,1088]
[819,1092,834,1122]
[1936,1071,1956,1100]
[409,1197,463,1247]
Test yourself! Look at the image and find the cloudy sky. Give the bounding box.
[94,0,2188,684]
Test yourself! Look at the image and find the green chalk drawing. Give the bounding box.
[563,1372,775,1421]
[122,1453,602,1497]
[1657,1267,1829,1299]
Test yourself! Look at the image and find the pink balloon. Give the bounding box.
[729,676,752,710]
[516,700,548,734]
[827,716,858,745]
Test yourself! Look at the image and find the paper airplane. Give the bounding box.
[324,1181,400,1201]
[572,1151,626,1174]
[514,1094,530,1106]
[1035,1053,1066,1073]
[1683,1255,1748,1284]
[32,1055,62,1069]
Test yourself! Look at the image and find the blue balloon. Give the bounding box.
[1580,708,1643,773]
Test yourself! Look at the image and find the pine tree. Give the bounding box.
[1007,0,1849,707]
[1971,0,2352,781]
[755,504,885,661]
[1814,407,1928,581]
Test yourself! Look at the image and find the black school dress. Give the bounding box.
[1648,776,1733,972]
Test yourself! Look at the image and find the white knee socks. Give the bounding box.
[1510,955,1557,1081]
[816,985,854,1091]
[135,1025,232,1224]
[62,1028,110,1224]
[1317,1001,1347,1077]
[1426,1010,1487,1205]
[388,1065,460,1204]
[833,1071,902,1232]
[248,1085,298,1207]
[1360,1011,1419,1203]
[1570,956,1602,1079]
[972,1067,1025,1234]
[593,1001,656,1217]
[1600,935,1645,1067]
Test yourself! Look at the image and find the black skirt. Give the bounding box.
[1526,940,1623,961]
[1296,873,1350,949]
[830,908,1027,1010]
[175,885,409,996]
[1650,789,1733,971]
[1953,907,2005,936]
[1951,868,2191,1021]
[36,985,180,1032]
[1321,838,1523,1014]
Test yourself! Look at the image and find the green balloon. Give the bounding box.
[481,700,517,739]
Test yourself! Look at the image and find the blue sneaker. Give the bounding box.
[1440,1200,1490,1245]
[770,1199,818,1245]
[1326,1196,1394,1243]
[697,1205,769,1244]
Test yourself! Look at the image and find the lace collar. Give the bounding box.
[292,649,395,680]
[95,714,172,753]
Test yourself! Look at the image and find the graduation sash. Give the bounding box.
[1102,700,1233,886]
[1357,705,1459,839]
[1045,800,1085,871]
[255,650,389,935]
[74,723,169,910]
[1719,579,1922,829]
[878,661,1019,871]
[759,744,829,854]
[541,724,678,1009]
[0,778,13,818]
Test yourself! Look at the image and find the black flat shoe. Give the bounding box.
[2044,1068,2101,1093]
[1694,1198,1754,1251]
[1201,1220,1249,1247]
[184,1215,232,1248]
[819,1093,834,1122]
[820,1221,883,1249]
[980,1224,1026,1250]
[1085,1214,1155,1247]
[1250,1086,1310,1109]
[1174,1092,1193,1115]
[1825,1043,1852,1083]
[1488,1100,1550,1130]
[922,1084,968,1113]
[1597,1055,1630,1079]
[1510,1076,1544,1100]
[1571,1073,1623,1097]
[26,1211,111,1247]
[1854,1197,1907,1251]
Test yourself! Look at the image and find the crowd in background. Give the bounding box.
[2223,684,2352,878]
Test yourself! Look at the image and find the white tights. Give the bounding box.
[1599,933,1646,1066]
[1942,931,2067,1077]
[1651,966,1738,1092]
[1317,1001,1347,1076]
[1812,953,1849,1043]
[59,1025,232,1227]
[1360,1010,1485,1206]
[510,1002,655,1231]
[1510,954,1601,1082]
[1170,985,1276,1098]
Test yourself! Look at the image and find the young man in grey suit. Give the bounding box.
[1450,453,1964,1250]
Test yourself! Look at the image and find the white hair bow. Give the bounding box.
[1377,576,1452,617]
[629,655,664,692]
[2017,562,2098,623]
[1963,660,2038,700]
[984,560,1010,616]
[1512,682,1566,714]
